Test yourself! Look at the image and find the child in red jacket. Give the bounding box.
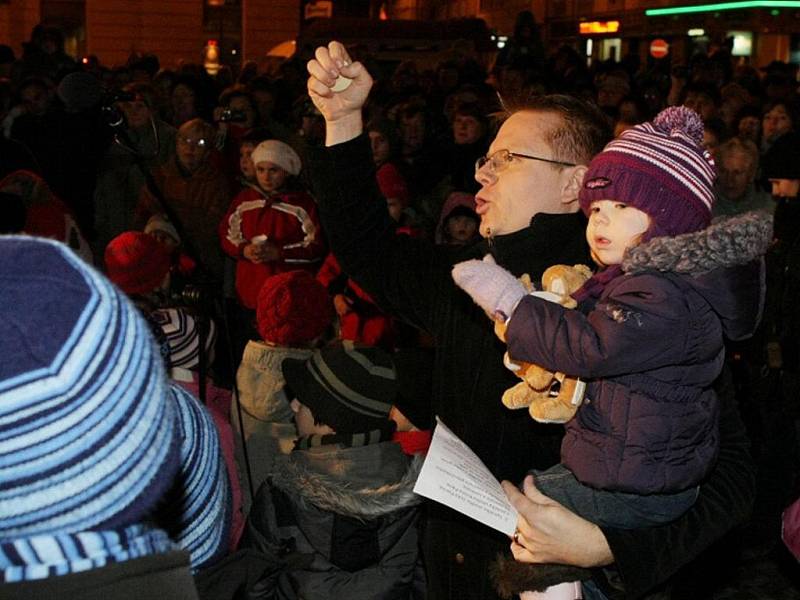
[219,140,325,310]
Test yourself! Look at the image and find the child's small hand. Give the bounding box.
[333,294,353,316]
[243,243,263,263]
[452,257,527,321]
[243,242,280,264]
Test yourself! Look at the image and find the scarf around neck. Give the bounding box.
[571,264,623,305]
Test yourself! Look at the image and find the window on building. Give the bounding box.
[727,30,753,57]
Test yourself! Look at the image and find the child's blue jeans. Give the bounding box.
[533,463,699,529]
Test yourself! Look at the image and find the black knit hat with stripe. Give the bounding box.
[282,341,397,434]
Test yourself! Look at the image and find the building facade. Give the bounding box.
[540,0,800,69]
[1,0,302,71]
[1,0,797,71]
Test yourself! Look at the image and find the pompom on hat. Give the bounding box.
[251,140,301,176]
[105,231,171,295]
[579,106,717,239]
[256,270,333,346]
[376,163,409,207]
[0,236,179,539]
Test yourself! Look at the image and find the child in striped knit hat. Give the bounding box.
[0,237,229,599]
[452,107,773,598]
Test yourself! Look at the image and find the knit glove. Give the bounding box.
[452,255,528,321]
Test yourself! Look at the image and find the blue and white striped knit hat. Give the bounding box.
[579,106,717,239]
[0,236,180,539]
[158,384,231,570]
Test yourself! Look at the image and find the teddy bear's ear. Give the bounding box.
[574,264,593,280]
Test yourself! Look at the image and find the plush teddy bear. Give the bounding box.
[494,264,592,424]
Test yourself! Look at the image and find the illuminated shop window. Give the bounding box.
[728,30,753,56]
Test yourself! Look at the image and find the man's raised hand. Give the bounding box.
[306,41,372,145]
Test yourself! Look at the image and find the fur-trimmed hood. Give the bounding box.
[271,442,423,520]
[622,210,772,341]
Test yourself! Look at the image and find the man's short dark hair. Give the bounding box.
[218,84,254,109]
[499,94,612,166]
[681,82,722,107]
[240,127,272,146]
[122,82,156,109]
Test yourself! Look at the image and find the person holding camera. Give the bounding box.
[213,85,263,187]
[93,82,176,258]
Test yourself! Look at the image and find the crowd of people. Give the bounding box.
[2,13,800,600]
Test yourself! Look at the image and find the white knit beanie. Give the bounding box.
[250,140,301,176]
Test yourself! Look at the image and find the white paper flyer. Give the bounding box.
[413,417,519,536]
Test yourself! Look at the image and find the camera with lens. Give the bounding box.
[218,108,248,123]
[168,278,217,311]
[100,90,137,128]
[174,284,205,305]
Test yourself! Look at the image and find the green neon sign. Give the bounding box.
[646,0,800,16]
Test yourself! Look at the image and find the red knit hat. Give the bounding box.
[376,163,409,208]
[256,270,333,345]
[104,231,171,295]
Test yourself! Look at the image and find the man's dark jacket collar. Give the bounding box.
[469,211,590,278]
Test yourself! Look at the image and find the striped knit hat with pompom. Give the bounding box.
[579,106,717,239]
[0,236,180,539]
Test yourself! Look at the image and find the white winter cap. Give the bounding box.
[251,140,301,176]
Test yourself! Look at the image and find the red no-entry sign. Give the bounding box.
[650,38,669,59]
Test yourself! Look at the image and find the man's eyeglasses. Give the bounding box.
[177,137,208,148]
[475,149,576,176]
